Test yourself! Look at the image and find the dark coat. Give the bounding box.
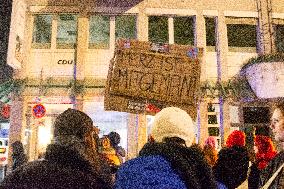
[259,151,284,189]
[115,142,217,189]
[213,146,249,189]
[0,144,111,189]
[248,163,261,189]
[11,153,27,171]
[11,141,28,170]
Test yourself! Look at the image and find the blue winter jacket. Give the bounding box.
[114,155,187,189]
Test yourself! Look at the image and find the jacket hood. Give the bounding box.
[137,142,216,189]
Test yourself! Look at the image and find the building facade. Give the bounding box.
[6,0,284,161]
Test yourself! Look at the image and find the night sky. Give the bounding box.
[0,0,13,81]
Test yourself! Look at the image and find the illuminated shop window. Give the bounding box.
[56,14,78,49]
[83,100,128,150]
[89,15,110,49]
[32,14,52,49]
[174,17,194,45]
[0,122,9,138]
[149,16,168,43]
[25,103,74,160]
[115,15,137,40]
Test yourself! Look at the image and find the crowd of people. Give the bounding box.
[0,102,284,189]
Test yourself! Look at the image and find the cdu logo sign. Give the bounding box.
[57,60,74,64]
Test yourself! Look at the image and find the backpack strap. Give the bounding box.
[261,162,284,189]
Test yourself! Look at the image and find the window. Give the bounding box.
[56,14,78,49]
[32,15,52,48]
[89,15,110,49]
[275,24,284,52]
[205,17,216,51]
[149,16,168,43]
[173,17,194,45]
[208,115,218,124]
[115,15,137,40]
[207,103,220,138]
[227,24,257,48]
[208,127,219,136]
[243,107,270,124]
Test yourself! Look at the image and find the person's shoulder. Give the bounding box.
[115,155,187,189]
[275,151,284,162]
[0,160,48,188]
[263,151,284,174]
[120,155,171,171]
[1,159,110,189]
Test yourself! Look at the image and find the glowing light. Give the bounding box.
[38,125,51,151]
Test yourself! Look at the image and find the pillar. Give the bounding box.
[137,5,148,41]
[7,94,25,165]
[168,17,174,44]
[215,11,230,146]
[126,113,147,160]
[75,13,88,80]
[256,0,276,54]
[127,114,139,160]
[195,11,208,144]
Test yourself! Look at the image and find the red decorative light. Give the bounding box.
[32,104,46,118]
[146,104,160,113]
[1,104,10,119]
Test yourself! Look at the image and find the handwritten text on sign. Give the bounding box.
[109,49,200,105]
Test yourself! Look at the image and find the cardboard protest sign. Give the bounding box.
[105,39,203,118]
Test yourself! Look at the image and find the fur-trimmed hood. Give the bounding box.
[115,142,216,189]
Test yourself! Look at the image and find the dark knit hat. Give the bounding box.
[54,108,93,139]
[108,132,121,146]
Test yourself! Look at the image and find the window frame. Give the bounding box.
[88,14,111,49]
[115,14,137,41]
[148,15,169,44]
[31,14,53,49]
[226,17,257,52]
[173,16,195,45]
[56,14,78,49]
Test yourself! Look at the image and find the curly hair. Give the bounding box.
[254,135,277,169]
[203,137,218,167]
[274,101,284,115]
[226,130,246,148]
[203,145,218,167]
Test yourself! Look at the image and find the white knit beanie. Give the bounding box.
[150,107,195,147]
